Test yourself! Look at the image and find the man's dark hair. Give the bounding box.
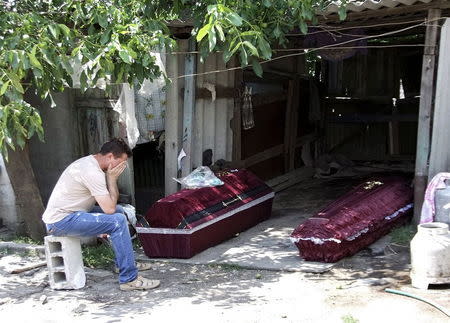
[99,138,132,158]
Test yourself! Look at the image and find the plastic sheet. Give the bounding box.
[174,166,224,189]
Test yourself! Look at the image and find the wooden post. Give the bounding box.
[284,80,295,172]
[289,79,300,171]
[429,19,450,179]
[181,38,197,177]
[165,40,186,196]
[414,9,441,224]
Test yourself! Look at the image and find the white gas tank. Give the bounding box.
[410,222,450,289]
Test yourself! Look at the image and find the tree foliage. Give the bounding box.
[0,0,346,156]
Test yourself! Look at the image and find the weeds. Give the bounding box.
[390,224,417,246]
[82,242,115,269]
[10,235,42,245]
[341,314,359,323]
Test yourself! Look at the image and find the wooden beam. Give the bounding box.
[181,38,196,178]
[266,166,315,192]
[243,144,284,168]
[414,9,441,224]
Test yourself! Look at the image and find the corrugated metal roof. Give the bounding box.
[325,0,434,14]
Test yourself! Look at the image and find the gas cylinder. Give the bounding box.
[410,222,450,289]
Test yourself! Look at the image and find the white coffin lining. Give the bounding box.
[137,192,275,235]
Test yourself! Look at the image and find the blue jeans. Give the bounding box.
[46,205,138,284]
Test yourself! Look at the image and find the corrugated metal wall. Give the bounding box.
[165,40,235,195]
[192,51,235,167]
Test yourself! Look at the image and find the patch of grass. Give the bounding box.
[82,242,115,269]
[10,235,42,245]
[341,314,359,323]
[132,238,141,249]
[390,224,417,246]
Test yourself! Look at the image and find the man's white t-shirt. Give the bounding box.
[42,155,110,224]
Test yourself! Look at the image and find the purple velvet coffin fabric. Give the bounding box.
[290,176,413,263]
[137,169,274,258]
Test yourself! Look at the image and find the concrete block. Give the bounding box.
[44,236,86,290]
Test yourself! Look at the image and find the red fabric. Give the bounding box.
[291,176,413,262]
[145,169,272,229]
[138,199,273,258]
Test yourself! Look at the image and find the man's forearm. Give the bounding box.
[106,176,120,206]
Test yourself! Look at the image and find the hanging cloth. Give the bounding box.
[241,86,255,130]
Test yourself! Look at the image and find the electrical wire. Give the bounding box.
[169,18,440,80]
[167,16,447,55]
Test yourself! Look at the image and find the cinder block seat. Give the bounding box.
[44,236,86,289]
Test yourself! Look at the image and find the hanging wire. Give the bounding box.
[169,17,443,80]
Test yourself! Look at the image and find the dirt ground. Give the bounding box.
[1,169,449,323]
[1,245,449,323]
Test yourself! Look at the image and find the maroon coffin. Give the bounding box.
[137,169,274,258]
[290,176,413,263]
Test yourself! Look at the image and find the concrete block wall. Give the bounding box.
[27,89,79,205]
[44,236,86,289]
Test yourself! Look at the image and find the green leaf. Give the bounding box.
[40,48,56,67]
[16,135,25,149]
[207,5,217,14]
[28,46,43,70]
[60,57,74,74]
[48,25,60,39]
[208,29,217,51]
[223,46,233,63]
[11,51,19,69]
[0,81,9,95]
[240,31,259,37]
[197,23,211,42]
[215,24,225,42]
[258,37,272,59]
[252,59,263,77]
[227,12,243,26]
[59,24,71,37]
[98,13,108,28]
[100,29,111,45]
[7,73,24,94]
[263,0,272,7]
[273,25,282,38]
[119,48,133,64]
[243,41,258,56]
[338,6,347,20]
[239,48,248,66]
[299,20,308,35]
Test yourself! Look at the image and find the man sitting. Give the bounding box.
[43,138,159,291]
